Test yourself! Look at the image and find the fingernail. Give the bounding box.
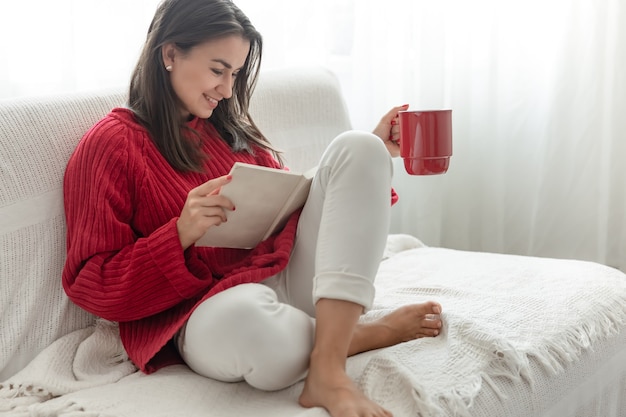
[433,306,441,314]
[226,175,233,180]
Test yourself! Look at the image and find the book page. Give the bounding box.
[195,163,315,249]
[263,165,317,240]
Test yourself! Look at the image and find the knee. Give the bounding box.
[204,283,278,323]
[323,131,393,181]
[332,130,390,165]
[183,284,315,391]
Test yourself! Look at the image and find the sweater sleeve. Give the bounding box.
[62,118,215,322]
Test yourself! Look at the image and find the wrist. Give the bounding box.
[176,218,194,250]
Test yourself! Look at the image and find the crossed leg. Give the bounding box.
[281,132,443,417]
[299,299,442,417]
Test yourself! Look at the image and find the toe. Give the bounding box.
[417,327,440,337]
[429,301,442,314]
[422,316,442,328]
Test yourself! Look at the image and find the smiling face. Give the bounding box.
[162,35,251,119]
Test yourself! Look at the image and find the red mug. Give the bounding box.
[399,110,452,175]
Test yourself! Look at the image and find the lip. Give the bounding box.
[203,94,219,109]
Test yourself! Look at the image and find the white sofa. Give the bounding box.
[1,67,626,417]
[0,66,350,380]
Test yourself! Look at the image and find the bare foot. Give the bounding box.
[299,354,392,417]
[299,299,442,416]
[378,301,443,343]
[349,301,443,356]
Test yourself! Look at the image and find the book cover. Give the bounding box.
[195,162,316,249]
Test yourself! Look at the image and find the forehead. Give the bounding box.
[186,35,251,67]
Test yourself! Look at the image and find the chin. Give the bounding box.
[194,109,214,119]
[186,102,214,119]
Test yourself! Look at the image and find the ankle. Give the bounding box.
[350,321,395,355]
[309,349,347,373]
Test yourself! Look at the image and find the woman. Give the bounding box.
[62,1,443,416]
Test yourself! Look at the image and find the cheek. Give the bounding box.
[170,75,188,101]
[172,67,206,97]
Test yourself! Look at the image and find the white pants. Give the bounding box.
[177,131,393,391]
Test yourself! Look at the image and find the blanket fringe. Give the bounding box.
[358,355,449,417]
[481,344,530,396]
[0,319,137,414]
[529,296,626,375]
[424,293,626,416]
[0,383,53,411]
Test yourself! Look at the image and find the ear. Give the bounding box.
[161,42,177,68]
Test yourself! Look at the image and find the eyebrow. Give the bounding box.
[211,59,233,69]
[211,59,244,71]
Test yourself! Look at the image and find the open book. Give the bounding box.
[195,162,317,249]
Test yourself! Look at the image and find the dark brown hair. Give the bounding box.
[128,0,280,172]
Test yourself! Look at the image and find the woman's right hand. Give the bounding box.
[176,175,235,250]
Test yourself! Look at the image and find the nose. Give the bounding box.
[217,76,234,99]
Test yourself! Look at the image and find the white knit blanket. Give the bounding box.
[2,237,626,417]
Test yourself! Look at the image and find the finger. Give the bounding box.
[383,104,409,123]
[194,174,233,197]
[392,124,401,138]
[386,124,401,143]
[200,194,235,211]
[188,202,230,223]
[200,206,229,224]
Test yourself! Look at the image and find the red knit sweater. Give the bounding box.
[62,108,300,373]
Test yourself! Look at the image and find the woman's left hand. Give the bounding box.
[372,104,409,157]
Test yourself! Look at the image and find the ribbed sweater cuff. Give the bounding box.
[146,218,209,299]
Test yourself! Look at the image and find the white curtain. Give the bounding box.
[0,0,160,98]
[239,0,626,270]
[2,0,624,270]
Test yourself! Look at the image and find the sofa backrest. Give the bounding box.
[249,67,352,172]
[0,66,352,380]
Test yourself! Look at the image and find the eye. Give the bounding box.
[211,68,224,76]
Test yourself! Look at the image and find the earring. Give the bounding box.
[165,65,173,71]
